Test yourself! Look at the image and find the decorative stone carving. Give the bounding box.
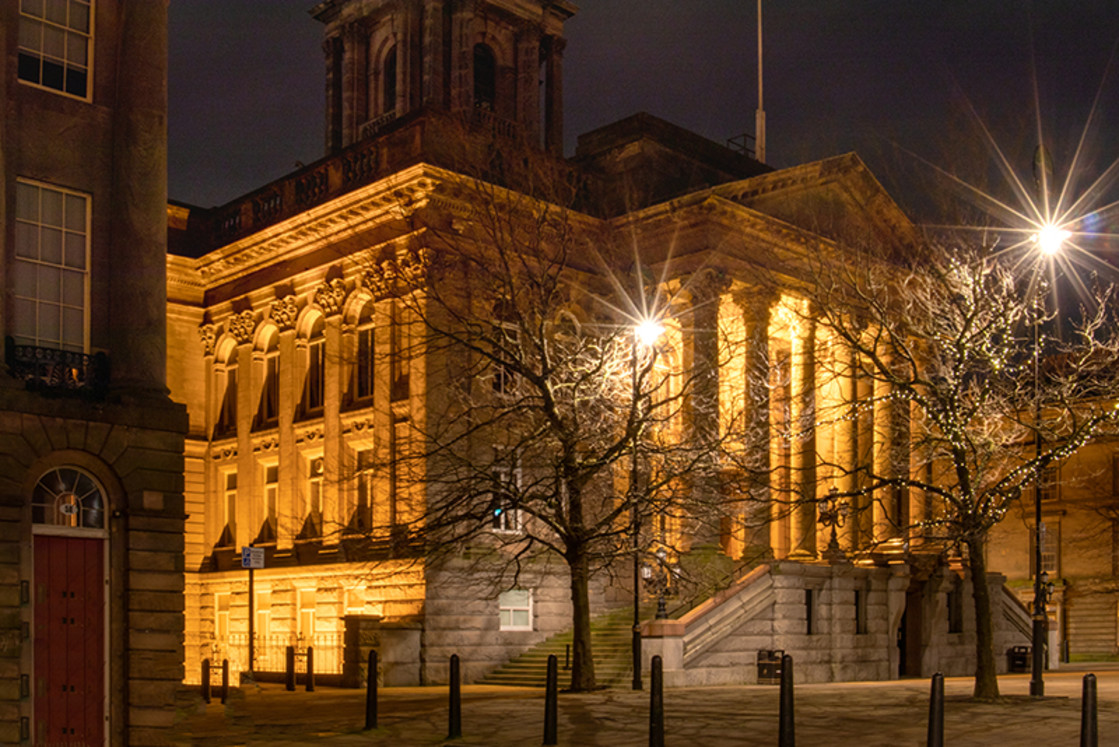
[688,267,731,302]
[198,324,218,356]
[361,268,390,298]
[229,310,256,344]
[269,294,299,330]
[314,279,348,316]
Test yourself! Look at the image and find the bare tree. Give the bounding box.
[791,237,1119,698]
[364,133,725,691]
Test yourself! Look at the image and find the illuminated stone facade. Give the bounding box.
[165,0,1058,689]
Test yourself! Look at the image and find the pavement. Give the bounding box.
[170,663,1119,746]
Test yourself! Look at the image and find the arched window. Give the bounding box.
[256,330,279,427]
[32,466,105,530]
[354,303,375,401]
[302,317,326,415]
[215,343,238,437]
[473,43,496,111]
[382,44,397,115]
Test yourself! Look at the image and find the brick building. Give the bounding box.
[2,1,187,743]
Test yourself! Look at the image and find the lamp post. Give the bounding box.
[1029,224,1066,697]
[631,318,664,691]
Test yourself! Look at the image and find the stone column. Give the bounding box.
[449,5,473,111]
[837,341,860,553]
[324,35,344,153]
[735,288,773,561]
[788,314,816,558]
[854,350,876,549]
[515,24,542,142]
[109,0,169,401]
[341,21,369,146]
[278,325,298,550]
[421,0,447,109]
[872,359,909,543]
[543,36,565,156]
[323,308,344,539]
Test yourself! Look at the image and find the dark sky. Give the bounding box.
[168,1,1119,212]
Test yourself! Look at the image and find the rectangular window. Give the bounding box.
[18,0,92,98]
[490,464,522,533]
[498,589,532,631]
[263,463,278,533]
[389,420,408,528]
[258,349,279,425]
[308,456,324,532]
[492,323,518,395]
[356,322,374,401]
[255,589,272,639]
[298,589,316,640]
[1030,521,1060,577]
[356,448,374,530]
[12,180,89,351]
[854,588,868,635]
[214,592,231,640]
[1039,464,1059,503]
[222,470,237,543]
[304,337,325,413]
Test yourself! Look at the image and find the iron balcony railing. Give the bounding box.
[5,337,109,396]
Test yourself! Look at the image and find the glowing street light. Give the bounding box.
[1033,225,1070,257]
[630,315,664,691]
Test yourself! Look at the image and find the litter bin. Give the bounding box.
[1007,645,1031,673]
[757,649,784,685]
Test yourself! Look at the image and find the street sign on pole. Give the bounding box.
[242,546,265,569]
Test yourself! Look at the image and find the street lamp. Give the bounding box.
[631,316,664,691]
[1028,223,1065,697]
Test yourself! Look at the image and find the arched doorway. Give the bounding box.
[31,466,107,745]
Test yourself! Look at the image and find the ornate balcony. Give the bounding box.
[5,337,109,396]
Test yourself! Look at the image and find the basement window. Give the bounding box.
[498,589,532,631]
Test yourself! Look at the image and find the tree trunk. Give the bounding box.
[566,547,597,691]
[966,535,1000,699]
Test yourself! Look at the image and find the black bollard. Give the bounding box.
[565,644,570,671]
[364,650,379,731]
[306,646,315,692]
[1081,673,1098,747]
[220,659,229,704]
[201,659,211,703]
[448,654,462,739]
[285,646,296,691]
[544,654,558,746]
[649,655,664,747]
[927,672,944,747]
[778,653,795,747]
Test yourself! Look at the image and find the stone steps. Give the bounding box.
[477,608,643,688]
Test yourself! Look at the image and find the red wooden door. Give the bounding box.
[34,535,104,746]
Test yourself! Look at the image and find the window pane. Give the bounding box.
[64,65,86,97]
[15,223,38,258]
[12,261,36,297]
[67,33,86,66]
[19,18,42,51]
[41,187,62,225]
[40,226,62,263]
[17,182,38,221]
[39,265,61,302]
[22,0,45,18]
[64,194,85,230]
[69,0,89,32]
[65,232,85,268]
[42,59,63,89]
[62,268,83,305]
[44,0,66,25]
[61,307,83,350]
[13,299,37,341]
[512,610,529,627]
[39,303,60,342]
[42,24,65,59]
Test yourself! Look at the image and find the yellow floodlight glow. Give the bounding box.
[1033,225,1070,256]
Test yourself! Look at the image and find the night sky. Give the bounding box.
[168,1,1119,217]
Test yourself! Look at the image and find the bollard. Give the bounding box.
[364,650,379,731]
[1081,673,1098,747]
[927,672,944,747]
[778,653,795,747]
[448,654,462,739]
[201,659,211,704]
[306,646,315,692]
[649,655,664,747]
[285,646,296,691]
[220,659,229,705]
[565,643,570,671]
[544,654,558,745]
